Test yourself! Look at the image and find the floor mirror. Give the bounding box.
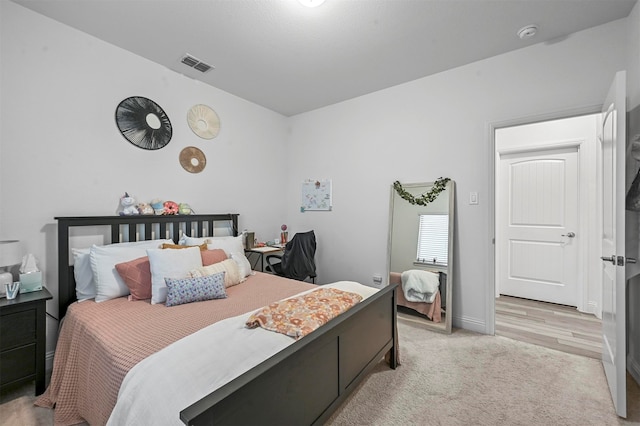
[387,179,455,333]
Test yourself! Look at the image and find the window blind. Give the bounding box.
[416,214,449,266]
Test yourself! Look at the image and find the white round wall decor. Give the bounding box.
[187,104,220,139]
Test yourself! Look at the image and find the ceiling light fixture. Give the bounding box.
[517,24,538,39]
[298,0,325,7]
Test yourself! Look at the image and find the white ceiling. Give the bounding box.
[12,0,638,116]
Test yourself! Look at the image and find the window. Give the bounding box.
[416,214,449,266]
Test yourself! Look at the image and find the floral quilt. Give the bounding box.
[246,287,363,339]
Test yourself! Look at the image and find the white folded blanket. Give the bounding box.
[401,269,440,303]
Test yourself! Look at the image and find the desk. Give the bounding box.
[245,246,284,272]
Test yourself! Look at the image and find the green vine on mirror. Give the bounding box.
[393,177,450,206]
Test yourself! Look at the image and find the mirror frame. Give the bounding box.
[387,180,455,334]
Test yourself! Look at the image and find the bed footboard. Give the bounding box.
[180,283,397,426]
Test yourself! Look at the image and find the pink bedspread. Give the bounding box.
[36,272,315,426]
[390,271,442,322]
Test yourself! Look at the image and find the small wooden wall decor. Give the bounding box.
[115,96,172,150]
[179,146,207,173]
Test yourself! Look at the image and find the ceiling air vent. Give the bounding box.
[180,54,214,73]
[193,62,212,73]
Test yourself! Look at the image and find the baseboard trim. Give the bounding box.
[582,301,601,319]
[46,350,55,374]
[454,315,486,334]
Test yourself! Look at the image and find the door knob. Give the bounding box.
[601,256,616,263]
[627,257,637,264]
[561,232,576,238]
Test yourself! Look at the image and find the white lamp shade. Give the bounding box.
[0,240,22,267]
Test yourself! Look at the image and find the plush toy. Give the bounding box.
[136,202,154,215]
[178,203,193,215]
[119,192,139,216]
[163,201,179,215]
[150,199,165,215]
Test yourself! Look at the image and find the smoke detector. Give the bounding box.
[517,24,538,39]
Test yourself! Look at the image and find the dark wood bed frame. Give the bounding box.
[55,214,398,426]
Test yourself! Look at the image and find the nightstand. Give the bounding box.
[0,287,52,395]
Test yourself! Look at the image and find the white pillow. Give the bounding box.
[230,252,252,280]
[190,258,242,288]
[147,246,203,304]
[72,248,95,302]
[207,235,244,256]
[179,235,209,246]
[89,239,173,303]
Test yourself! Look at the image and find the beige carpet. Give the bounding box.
[0,387,52,426]
[2,313,639,425]
[327,314,640,426]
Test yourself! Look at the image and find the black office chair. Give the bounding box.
[265,230,316,283]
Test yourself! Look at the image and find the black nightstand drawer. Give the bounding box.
[0,344,36,384]
[0,288,52,395]
[1,309,37,349]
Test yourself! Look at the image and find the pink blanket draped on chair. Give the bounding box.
[390,271,442,322]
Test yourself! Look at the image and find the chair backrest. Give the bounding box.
[280,230,316,281]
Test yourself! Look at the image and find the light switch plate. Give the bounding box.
[470,192,479,205]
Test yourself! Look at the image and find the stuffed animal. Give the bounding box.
[119,192,139,216]
[178,203,192,215]
[150,199,165,215]
[163,201,179,215]
[136,202,154,215]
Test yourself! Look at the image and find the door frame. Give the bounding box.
[487,104,602,335]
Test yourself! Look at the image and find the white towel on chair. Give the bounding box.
[401,270,439,303]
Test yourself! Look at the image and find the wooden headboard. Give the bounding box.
[55,214,239,319]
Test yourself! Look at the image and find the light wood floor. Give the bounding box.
[495,295,602,359]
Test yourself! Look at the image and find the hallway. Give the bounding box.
[495,295,601,359]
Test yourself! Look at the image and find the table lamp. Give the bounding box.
[0,240,22,297]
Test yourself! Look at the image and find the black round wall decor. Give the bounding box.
[115,96,172,150]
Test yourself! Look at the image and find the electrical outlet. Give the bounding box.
[372,274,383,285]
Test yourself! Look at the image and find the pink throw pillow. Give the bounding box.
[115,256,152,301]
[201,249,227,266]
[115,249,227,301]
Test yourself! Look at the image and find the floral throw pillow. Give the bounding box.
[164,272,227,307]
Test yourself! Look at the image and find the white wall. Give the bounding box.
[626,0,640,387]
[285,18,629,332]
[1,2,289,352]
[628,0,640,111]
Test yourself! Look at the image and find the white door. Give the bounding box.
[600,70,627,418]
[498,147,579,305]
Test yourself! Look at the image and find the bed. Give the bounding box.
[37,214,397,425]
[389,270,446,323]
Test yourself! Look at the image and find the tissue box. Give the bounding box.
[19,271,42,293]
